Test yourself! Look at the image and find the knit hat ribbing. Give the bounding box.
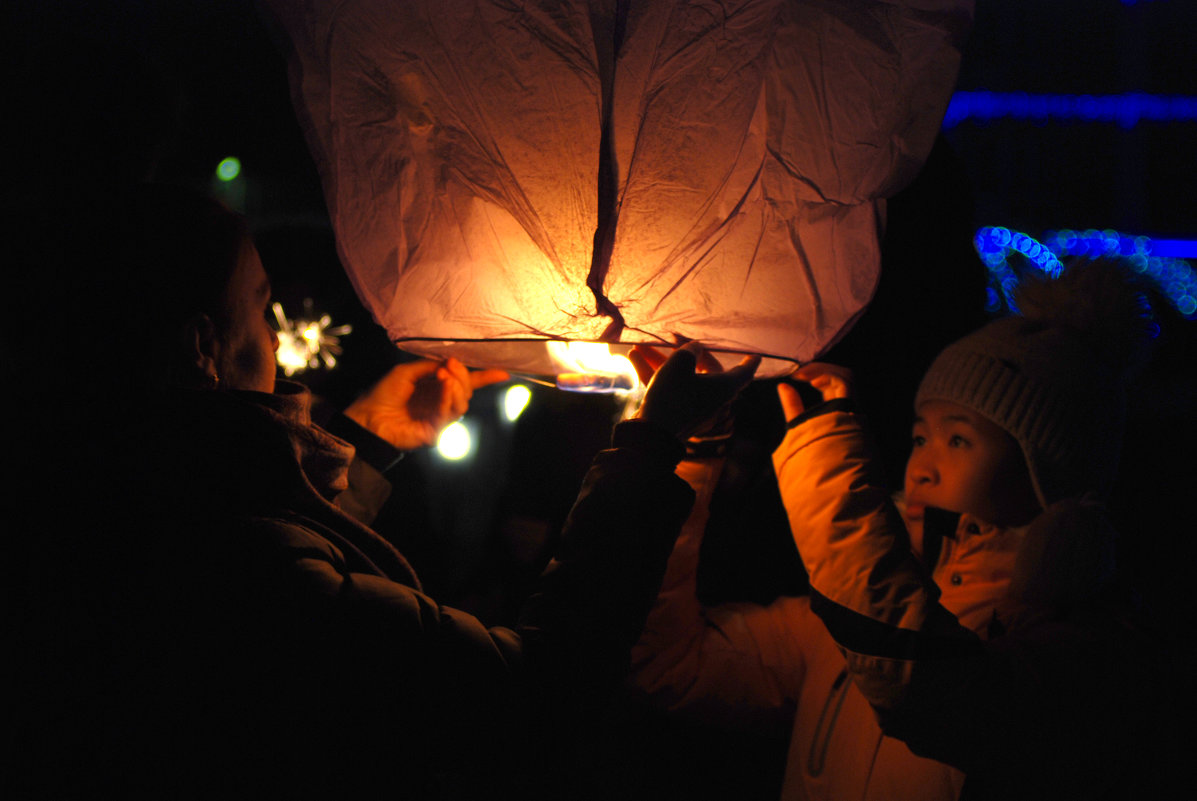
[914,260,1152,508]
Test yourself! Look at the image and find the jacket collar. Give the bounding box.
[89,382,421,588]
[920,506,958,568]
[227,380,355,500]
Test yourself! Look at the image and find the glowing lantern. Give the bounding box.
[264,0,970,378]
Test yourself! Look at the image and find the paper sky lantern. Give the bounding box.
[265,0,971,378]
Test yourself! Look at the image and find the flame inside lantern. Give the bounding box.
[546,341,639,394]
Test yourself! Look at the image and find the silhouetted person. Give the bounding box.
[11,184,758,799]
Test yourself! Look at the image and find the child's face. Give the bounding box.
[903,400,1040,549]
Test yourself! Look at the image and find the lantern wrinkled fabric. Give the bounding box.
[267,0,972,376]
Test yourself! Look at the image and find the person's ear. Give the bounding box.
[183,313,221,387]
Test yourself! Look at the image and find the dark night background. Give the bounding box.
[10,1,1196,232]
[7,1,1194,797]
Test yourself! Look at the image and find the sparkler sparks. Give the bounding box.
[272,300,353,376]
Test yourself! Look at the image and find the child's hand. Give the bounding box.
[777,362,854,422]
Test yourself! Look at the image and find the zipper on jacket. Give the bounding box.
[807,668,851,777]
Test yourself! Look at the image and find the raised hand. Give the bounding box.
[776,362,854,423]
[345,358,509,450]
[631,342,760,441]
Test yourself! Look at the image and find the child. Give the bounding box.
[628,259,1173,800]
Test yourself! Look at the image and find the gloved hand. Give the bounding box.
[630,342,760,441]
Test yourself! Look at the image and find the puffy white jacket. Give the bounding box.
[630,408,1027,800]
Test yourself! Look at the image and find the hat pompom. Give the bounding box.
[1014,258,1155,378]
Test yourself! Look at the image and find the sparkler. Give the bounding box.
[272,300,353,376]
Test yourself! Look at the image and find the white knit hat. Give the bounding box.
[915,259,1153,507]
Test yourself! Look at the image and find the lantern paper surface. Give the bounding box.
[267,0,971,376]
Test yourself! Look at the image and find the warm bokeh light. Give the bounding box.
[502,384,532,422]
[436,421,473,461]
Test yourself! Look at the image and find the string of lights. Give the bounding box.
[943,91,1197,129]
[973,226,1197,320]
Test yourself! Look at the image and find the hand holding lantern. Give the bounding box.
[345,359,509,451]
[632,342,760,441]
[776,362,855,423]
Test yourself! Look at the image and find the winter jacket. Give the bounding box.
[771,404,1174,801]
[630,461,984,800]
[14,382,694,799]
[631,403,1172,800]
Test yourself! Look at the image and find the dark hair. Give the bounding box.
[111,184,251,382]
[16,184,250,418]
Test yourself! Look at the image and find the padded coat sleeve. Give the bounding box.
[627,456,809,734]
[225,419,696,789]
[770,409,1171,797]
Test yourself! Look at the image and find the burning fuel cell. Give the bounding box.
[546,341,639,394]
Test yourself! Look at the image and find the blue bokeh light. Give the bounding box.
[944,91,1197,130]
[973,226,1197,320]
